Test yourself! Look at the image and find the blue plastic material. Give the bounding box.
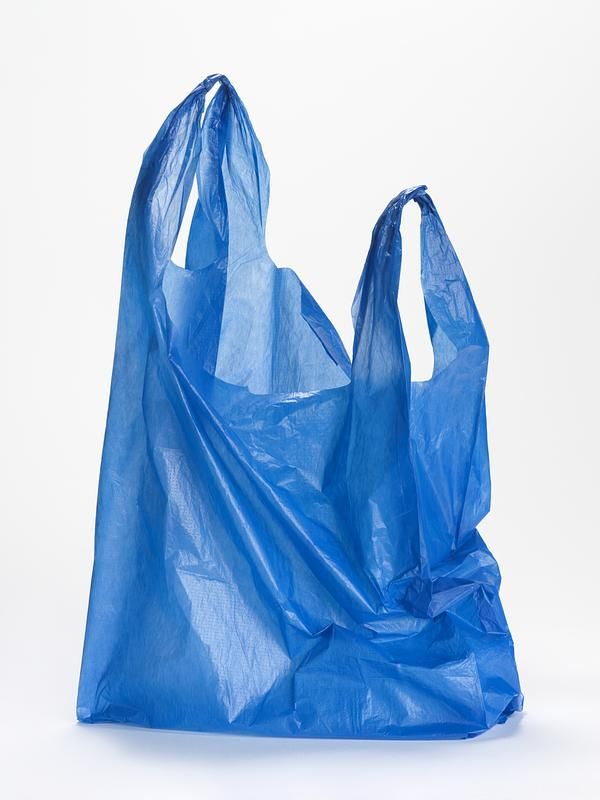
[78,74,523,739]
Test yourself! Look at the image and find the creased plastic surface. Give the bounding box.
[77,74,522,739]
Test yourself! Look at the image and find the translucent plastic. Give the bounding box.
[77,74,522,739]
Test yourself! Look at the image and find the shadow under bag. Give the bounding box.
[78,74,523,739]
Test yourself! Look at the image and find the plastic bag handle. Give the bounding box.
[126,74,267,292]
[352,186,487,378]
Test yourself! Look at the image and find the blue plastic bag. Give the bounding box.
[78,74,522,739]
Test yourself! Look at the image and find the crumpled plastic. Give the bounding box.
[77,74,523,739]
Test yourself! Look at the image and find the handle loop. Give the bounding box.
[352,186,487,379]
[127,75,269,291]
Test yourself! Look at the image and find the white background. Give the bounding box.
[1,1,599,798]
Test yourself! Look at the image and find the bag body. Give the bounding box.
[77,74,522,739]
